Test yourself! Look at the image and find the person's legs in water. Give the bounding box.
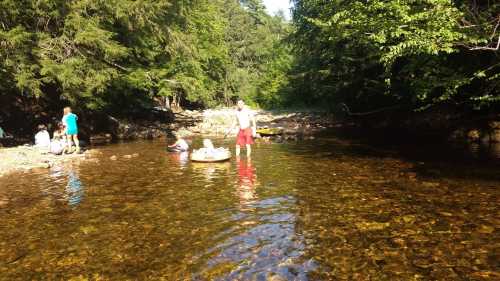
[73,135,80,153]
[246,144,251,157]
[236,128,253,157]
[66,134,73,153]
[243,127,254,157]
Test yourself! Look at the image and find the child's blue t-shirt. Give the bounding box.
[63,113,78,132]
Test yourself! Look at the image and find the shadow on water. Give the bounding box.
[0,138,498,280]
[300,131,500,182]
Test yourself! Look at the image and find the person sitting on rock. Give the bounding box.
[50,122,67,155]
[168,134,189,152]
[35,124,51,149]
[53,122,66,140]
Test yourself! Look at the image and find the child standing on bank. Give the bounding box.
[62,107,80,153]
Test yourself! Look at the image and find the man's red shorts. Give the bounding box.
[236,128,254,146]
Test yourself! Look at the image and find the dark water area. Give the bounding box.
[0,137,499,280]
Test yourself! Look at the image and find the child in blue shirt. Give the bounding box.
[62,107,80,153]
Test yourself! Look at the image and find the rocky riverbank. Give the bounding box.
[90,109,337,141]
[2,108,498,178]
[0,146,101,177]
[169,109,338,140]
[0,109,325,176]
[0,109,337,177]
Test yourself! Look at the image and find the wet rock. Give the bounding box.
[422,181,440,188]
[449,129,466,141]
[90,133,112,144]
[355,221,390,231]
[407,172,417,180]
[175,128,195,138]
[476,225,495,234]
[268,275,287,281]
[489,121,500,130]
[111,118,171,140]
[85,149,101,156]
[490,129,500,143]
[36,162,51,169]
[467,130,481,142]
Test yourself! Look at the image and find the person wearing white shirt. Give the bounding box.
[229,100,257,157]
[168,135,189,152]
[34,124,51,149]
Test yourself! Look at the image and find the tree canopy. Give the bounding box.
[1,0,498,134]
[0,0,292,119]
[289,0,499,112]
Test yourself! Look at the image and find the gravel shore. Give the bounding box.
[0,146,90,178]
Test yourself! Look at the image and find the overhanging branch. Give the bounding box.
[469,34,500,51]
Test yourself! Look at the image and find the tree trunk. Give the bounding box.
[163,97,169,109]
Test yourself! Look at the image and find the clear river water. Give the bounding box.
[0,137,499,280]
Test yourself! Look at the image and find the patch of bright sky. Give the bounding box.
[262,0,292,20]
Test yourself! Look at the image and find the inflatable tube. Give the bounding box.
[191,152,231,163]
[256,128,283,136]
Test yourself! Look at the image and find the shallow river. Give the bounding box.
[0,137,499,280]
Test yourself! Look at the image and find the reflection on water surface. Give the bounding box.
[0,138,498,280]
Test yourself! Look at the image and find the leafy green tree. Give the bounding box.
[0,0,294,131]
[290,0,499,112]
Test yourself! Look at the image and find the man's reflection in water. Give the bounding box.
[236,157,257,204]
[201,159,315,279]
[66,170,84,206]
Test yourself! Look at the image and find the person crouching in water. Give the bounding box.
[168,134,189,152]
[62,107,80,153]
[50,122,67,155]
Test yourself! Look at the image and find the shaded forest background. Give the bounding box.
[0,0,498,138]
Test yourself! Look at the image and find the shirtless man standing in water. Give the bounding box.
[230,100,257,157]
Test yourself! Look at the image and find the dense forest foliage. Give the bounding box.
[1,0,498,136]
[290,0,499,114]
[0,0,292,126]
